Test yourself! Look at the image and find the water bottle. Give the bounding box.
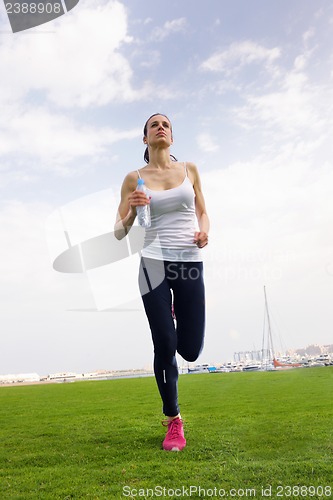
[136,179,151,228]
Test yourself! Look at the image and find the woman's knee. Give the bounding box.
[177,344,203,363]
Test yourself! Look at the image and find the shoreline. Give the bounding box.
[0,370,155,388]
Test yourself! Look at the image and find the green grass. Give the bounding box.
[0,368,332,499]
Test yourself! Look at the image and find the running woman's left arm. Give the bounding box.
[188,162,210,248]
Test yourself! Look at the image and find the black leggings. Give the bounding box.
[139,257,205,416]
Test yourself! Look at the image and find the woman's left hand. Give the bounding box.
[194,231,208,248]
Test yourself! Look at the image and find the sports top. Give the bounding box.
[138,163,201,262]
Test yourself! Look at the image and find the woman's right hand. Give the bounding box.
[115,172,150,240]
[128,190,151,217]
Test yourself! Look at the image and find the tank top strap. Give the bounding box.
[184,162,188,177]
[137,169,142,179]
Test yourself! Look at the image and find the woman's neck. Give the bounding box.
[148,148,172,169]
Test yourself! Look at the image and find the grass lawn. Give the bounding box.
[0,367,332,499]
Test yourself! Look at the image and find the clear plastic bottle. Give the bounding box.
[136,178,151,228]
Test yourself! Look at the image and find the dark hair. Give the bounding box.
[143,113,177,164]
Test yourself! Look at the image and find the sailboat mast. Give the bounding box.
[264,286,275,360]
[261,304,266,365]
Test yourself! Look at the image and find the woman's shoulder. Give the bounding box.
[126,169,140,180]
[121,169,141,191]
[185,161,200,176]
[184,162,201,188]
[124,167,147,182]
[184,161,198,169]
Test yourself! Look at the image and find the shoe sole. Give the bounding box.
[163,446,185,451]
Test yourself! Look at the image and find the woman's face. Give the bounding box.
[144,114,173,147]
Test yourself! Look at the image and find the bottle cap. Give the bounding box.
[137,178,144,185]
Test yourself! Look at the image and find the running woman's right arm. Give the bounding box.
[114,172,150,240]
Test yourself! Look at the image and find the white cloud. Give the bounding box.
[0,201,54,294]
[293,54,307,71]
[0,198,148,374]
[233,69,332,136]
[200,152,333,357]
[197,133,220,153]
[0,103,141,173]
[0,1,145,108]
[151,17,187,42]
[224,35,333,142]
[198,27,333,354]
[303,27,315,45]
[139,50,161,68]
[200,41,281,74]
[0,1,183,173]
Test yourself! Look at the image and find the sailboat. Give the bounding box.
[261,286,302,369]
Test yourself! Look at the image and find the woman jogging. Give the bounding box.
[115,113,209,451]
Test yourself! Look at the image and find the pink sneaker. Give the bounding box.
[162,417,186,451]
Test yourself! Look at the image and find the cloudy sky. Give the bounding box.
[0,0,332,376]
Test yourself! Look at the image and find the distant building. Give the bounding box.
[0,373,40,384]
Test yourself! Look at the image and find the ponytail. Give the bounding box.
[144,146,149,164]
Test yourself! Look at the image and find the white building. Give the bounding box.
[0,373,40,384]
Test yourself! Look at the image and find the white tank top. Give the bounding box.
[138,163,201,262]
